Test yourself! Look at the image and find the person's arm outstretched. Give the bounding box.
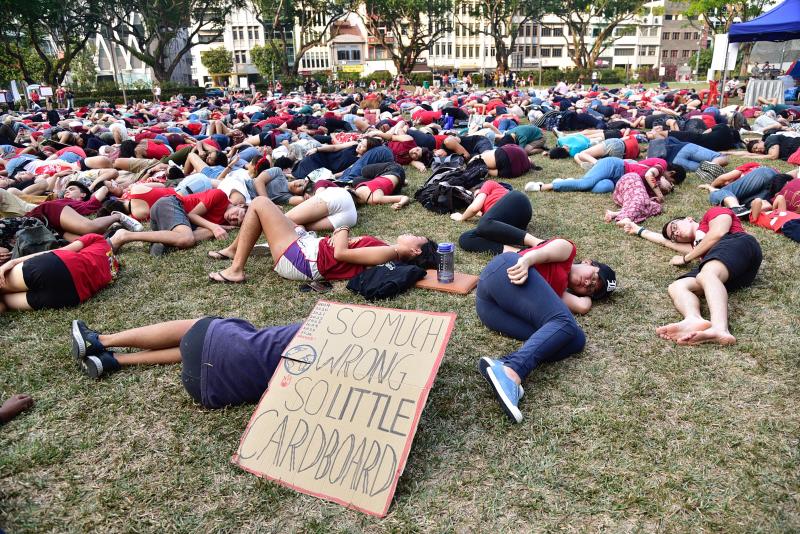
[451,192,486,221]
[506,238,573,285]
[671,214,731,266]
[617,218,693,254]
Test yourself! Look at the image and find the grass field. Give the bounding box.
[1,135,799,533]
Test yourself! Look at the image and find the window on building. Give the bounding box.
[253,27,260,41]
[336,46,361,62]
[663,32,670,40]
[665,14,673,20]
[592,27,600,37]
[662,50,669,58]
[614,47,634,56]
[552,27,563,37]
[649,46,656,56]
[683,32,691,39]
[248,27,254,40]
[448,43,453,55]
[670,50,678,57]
[693,32,700,39]
[531,25,537,36]
[234,50,247,63]
[552,47,563,57]
[682,49,691,57]
[541,26,551,37]
[540,47,551,57]
[672,32,679,39]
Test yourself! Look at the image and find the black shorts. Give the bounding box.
[150,196,191,231]
[22,252,80,310]
[179,316,218,405]
[678,233,763,292]
[494,147,511,178]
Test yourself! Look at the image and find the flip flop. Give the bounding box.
[207,250,233,260]
[208,271,246,284]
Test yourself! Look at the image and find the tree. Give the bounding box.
[251,43,286,81]
[690,47,713,75]
[0,0,100,86]
[684,0,770,75]
[461,0,555,73]
[201,47,233,85]
[69,44,98,89]
[251,0,354,77]
[551,0,649,70]
[102,0,245,83]
[0,45,46,86]
[362,0,453,76]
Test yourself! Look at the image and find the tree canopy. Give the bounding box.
[200,47,233,85]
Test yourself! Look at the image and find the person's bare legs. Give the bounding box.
[83,156,112,169]
[773,195,787,212]
[285,196,331,227]
[749,198,769,221]
[0,394,34,422]
[678,260,736,345]
[711,155,728,167]
[59,206,124,237]
[110,225,195,251]
[98,319,200,366]
[214,196,299,282]
[656,277,712,341]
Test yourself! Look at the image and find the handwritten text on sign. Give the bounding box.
[232,300,456,517]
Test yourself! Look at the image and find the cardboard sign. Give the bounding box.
[232,300,456,517]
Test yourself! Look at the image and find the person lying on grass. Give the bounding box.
[70,317,300,408]
[109,189,246,256]
[0,234,120,313]
[475,238,617,423]
[451,180,535,255]
[207,196,437,283]
[617,206,762,346]
[346,161,410,210]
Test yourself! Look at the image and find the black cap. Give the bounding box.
[591,261,617,300]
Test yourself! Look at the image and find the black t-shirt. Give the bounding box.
[765,134,800,160]
[407,129,436,150]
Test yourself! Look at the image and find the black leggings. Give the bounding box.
[459,191,532,254]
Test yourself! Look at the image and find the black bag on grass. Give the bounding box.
[11,221,62,258]
[414,159,489,214]
[346,262,426,301]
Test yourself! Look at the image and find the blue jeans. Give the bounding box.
[552,157,623,194]
[673,143,720,171]
[176,174,214,195]
[340,146,394,183]
[497,118,517,132]
[709,167,777,207]
[476,253,586,380]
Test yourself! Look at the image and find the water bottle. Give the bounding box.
[437,243,455,283]
[443,114,455,130]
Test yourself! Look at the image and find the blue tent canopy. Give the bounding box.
[729,0,800,43]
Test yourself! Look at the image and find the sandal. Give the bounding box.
[208,271,246,284]
[207,250,233,260]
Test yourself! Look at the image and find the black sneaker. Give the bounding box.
[731,205,751,218]
[81,351,120,379]
[71,320,105,361]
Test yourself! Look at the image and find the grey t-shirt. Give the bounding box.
[264,167,292,204]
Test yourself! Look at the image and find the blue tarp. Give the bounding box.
[729,0,800,43]
[788,60,800,77]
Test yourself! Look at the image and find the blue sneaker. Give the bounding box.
[71,320,105,361]
[81,351,120,379]
[477,357,523,423]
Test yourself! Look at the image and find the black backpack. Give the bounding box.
[414,159,489,214]
[346,262,426,301]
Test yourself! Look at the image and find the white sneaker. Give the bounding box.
[113,211,143,232]
[524,181,544,192]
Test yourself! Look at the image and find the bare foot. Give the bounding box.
[392,196,410,210]
[677,329,736,346]
[656,318,712,341]
[0,394,34,423]
[604,210,619,223]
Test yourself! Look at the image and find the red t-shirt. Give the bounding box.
[185,123,203,135]
[316,235,387,280]
[517,239,577,296]
[774,178,800,212]
[411,109,442,125]
[180,189,229,224]
[700,114,717,128]
[485,99,505,113]
[698,207,745,234]
[52,234,119,302]
[623,157,666,178]
[623,136,640,159]
[479,180,508,214]
[750,209,800,232]
[735,162,761,175]
[56,146,87,159]
[145,140,171,160]
[125,187,178,221]
[388,139,417,165]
